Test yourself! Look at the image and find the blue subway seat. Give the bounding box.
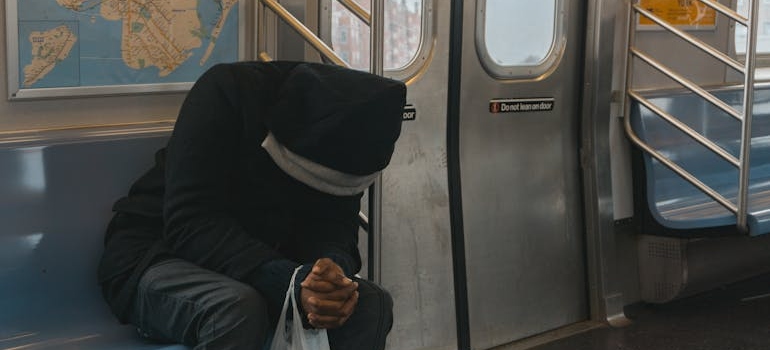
[0,128,189,350]
[630,88,770,236]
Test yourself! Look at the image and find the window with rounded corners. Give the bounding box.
[321,0,432,79]
[476,0,567,79]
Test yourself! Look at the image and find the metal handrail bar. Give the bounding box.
[737,0,761,230]
[371,1,384,76]
[261,0,348,67]
[358,211,370,232]
[633,4,743,73]
[258,52,273,62]
[368,0,385,285]
[699,0,748,26]
[336,0,371,25]
[623,103,739,214]
[631,48,742,121]
[629,90,740,167]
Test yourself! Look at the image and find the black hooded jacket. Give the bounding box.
[97,61,406,323]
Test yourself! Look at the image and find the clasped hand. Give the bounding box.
[300,258,359,329]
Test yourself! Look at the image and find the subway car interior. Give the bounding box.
[2,0,770,349]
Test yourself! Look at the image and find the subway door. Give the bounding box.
[454,1,588,348]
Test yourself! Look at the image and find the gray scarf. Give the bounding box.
[261,132,379,196]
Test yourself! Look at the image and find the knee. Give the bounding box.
[202,284,270,345]
[355,279,394,334]
[328,280,394,350]
[218,283,269,324]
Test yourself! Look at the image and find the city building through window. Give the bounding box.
[331,0,423,71]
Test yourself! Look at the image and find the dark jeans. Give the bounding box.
[128,259,393,350]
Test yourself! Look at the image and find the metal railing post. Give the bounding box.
[369,0,386,284]
[259,0,348,66]
[624,0,639,177]
[738,0,760,232]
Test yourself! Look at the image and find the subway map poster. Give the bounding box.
[6,0,241,99]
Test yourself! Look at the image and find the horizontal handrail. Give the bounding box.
[0,120,175,138]
[631,48,743,121]
[336,0,371,25]
[261,0,349,67]
[623,104,738,215]
[633,4,744,73]
[628,90,740,167]
[358,211,370,232]
[699,0,748,26]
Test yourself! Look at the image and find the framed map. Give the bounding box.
[5,0,244,100]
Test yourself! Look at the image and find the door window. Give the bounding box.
[477,0,566,79]
[330,0,425,72]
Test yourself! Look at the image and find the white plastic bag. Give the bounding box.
[269,266,331,350]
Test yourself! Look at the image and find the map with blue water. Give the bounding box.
[15,0,239,90]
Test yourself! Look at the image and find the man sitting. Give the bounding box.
[97,61,406,350]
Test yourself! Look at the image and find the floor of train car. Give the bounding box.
[531,273,770,350]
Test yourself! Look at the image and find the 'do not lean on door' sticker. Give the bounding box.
[489,98,555,114]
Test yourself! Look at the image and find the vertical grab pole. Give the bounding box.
[738,0,759,232]
[256,1,265,58]
[369,0,386,284]
[624,0,638,143]
[371,1,385,77]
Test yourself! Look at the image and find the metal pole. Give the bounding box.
[256,1,266,59]
[738,0,760,232]
[336,0,372,25]
[629,91,739,167]
[261,0,348,66]
[699,0,748,25]
[624,0,638,158]
[623,99,739,214]
[369,0,385,284]
[631,48,742,121]
[633,4,743,73]
[371,1,385,76]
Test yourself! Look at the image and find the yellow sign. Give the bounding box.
[638,0,717,29]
